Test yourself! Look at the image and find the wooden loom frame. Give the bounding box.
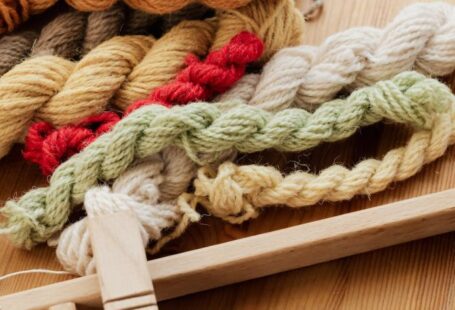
[1,188,455,309]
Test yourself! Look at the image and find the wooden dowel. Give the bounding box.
[2,189,455,310]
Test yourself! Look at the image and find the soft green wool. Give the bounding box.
[0,71,452,249]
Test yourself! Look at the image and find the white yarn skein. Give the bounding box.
[220,2,455,112]
[55,147,196,276]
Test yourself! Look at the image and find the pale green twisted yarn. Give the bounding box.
[0,71,452,249]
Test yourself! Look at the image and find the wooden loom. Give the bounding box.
[1,188,455,310]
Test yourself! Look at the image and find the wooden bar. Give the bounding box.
[1,189,455,310]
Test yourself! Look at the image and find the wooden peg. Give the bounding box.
[48,302,77,310]
[88,210,158,310]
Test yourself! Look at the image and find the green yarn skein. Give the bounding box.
[0,71,452,249]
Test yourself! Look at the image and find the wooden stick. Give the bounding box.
[88,210,157,310]
[2,189,455,310]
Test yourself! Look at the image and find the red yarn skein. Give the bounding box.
[23,32,264,175]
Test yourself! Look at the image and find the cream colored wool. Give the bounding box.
[218,2,455,112]
[55,147,197,275]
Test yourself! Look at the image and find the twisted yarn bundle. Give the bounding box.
[56,147,196,275]
[182,108,454,223]
[0,4,157,79]
[24,32,264,175]
[66,0,251,13]
[0,0,57,34]
[218,2,455,112]
[0,30,37,76]
[0,71,451,249]
[0,0,303,159]
[211,0,304,61]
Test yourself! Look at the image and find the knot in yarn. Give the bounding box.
[127,31,264,112]
[24,112,120,176]
[189,163,281,223]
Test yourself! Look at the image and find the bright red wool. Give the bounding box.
[23,32,264,175]
[24,112,120,175]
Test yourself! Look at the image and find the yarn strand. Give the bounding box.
[181,112,455,224]
[219,2,455,112]
[0,71,452,249]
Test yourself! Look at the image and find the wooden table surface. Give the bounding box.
[2,0,455,309]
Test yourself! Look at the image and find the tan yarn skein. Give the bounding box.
[211,0,304,60]
[36,36,155,125]
[66,0,251,13]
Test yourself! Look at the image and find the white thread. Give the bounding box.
[0,269,71,282]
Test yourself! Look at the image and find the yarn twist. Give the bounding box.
[67,0,251,13]
[0,30,37,76]
[181,108,455,223]
[0,0,57,34]
[55,147,196,275]
[24,112,120,176]
[0,71,452,249]
[0,20,216,158]
[23,31,262,175]
[218,2,455,112]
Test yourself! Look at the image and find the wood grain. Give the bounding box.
[1,0,455,309]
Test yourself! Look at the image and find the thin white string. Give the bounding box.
[0,269,71,282]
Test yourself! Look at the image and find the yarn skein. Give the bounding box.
[218,2,455,112]
[55,147,196,276]
[0,0,57,34]
[24,31,264,175]
[48,34,263,274]
[67,0,251,13]
[211,0,304,61]
[0,4,153,79]
[0,0,303,159]
[0,30,37,76]
[180,108,455,224]
[0,71,451,249]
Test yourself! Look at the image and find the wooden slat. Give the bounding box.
[88,210,157,309]
[1,189,455,310]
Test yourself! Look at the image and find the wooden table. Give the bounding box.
[2,0,455,308]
